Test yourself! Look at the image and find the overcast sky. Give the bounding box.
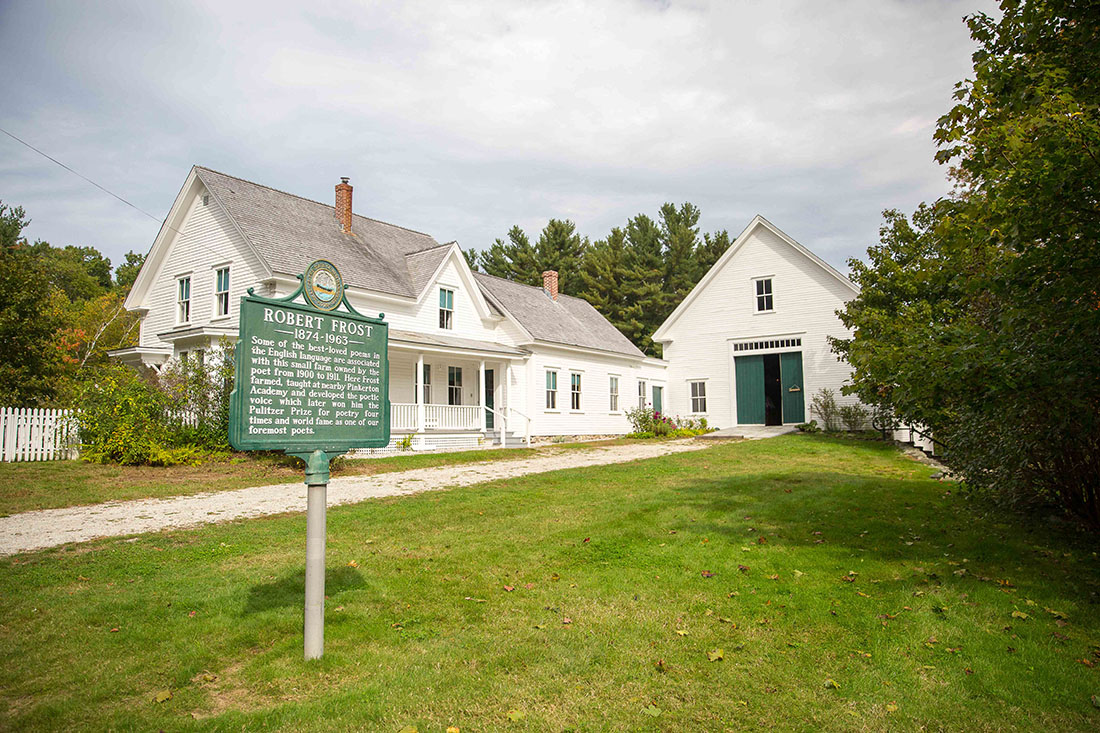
[0,0,996,274]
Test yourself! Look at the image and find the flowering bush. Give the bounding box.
[625,407,711,439]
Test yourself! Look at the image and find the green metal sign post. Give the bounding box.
[229,260,390,660]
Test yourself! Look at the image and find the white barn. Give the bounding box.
[114,166,668,450]
[651,216,860,428]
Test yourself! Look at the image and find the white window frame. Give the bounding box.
[690,380,708,414]
[637,379,647,409]
[448,365,462,405]
[415,363,432,404]
[545,370,558,411]
[609,375,620,413]
[213,265,230,318]
[176,275,192,324]
[570,372,582,412]
[753,276,774,314]
[439,288,454,330]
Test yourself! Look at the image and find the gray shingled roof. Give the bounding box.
[196,166,643,359]
[474,272,644,358]
[196,166,443,297]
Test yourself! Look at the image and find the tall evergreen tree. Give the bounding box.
[478,225,541,286]
[534,219,587,295]
[658,202,701,314]
[696,229,732,280]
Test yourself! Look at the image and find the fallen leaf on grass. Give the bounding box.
[701,570,716,578]
[1078,659,1095,668]
[886,703,898,712]
[738,565,749,573]
[533,624,546,630]
[583,537,590,543]
[550,573,561,582]
[109,627,119,633]
[447,727,460,733]
[641,704,662,717]
[964,667,974,675]
[188,610,196,618]
[464,597,487,603]
[154,689,172,703]
[675,629,689,636]
[506,709,525,721]
[562,617,572,625]
[398,727,418,733]
[824,679,840,690]
[707,649,724,662]
[1091,695,1100,709]
[346,560,359,568]
[503,585,514,592]
[1011,611,1030,620]
[524,583,534,590]
[655,659,666,673]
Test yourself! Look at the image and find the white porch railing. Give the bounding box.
[391,403,419,431]
[390,403,483,432]
[425,404,482,431]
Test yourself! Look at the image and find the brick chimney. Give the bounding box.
[542,270,559,301]
[335,177,353,234]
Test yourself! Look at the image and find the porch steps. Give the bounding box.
[487,430,526,448]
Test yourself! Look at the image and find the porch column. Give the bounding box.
[416,353,425,433]
[478,360,487,432]
[502,360,510,438]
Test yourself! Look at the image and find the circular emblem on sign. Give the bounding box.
[303,260,343,311]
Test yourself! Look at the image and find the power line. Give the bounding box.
[0,126,164,225]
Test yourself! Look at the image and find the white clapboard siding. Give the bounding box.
[0,407,80,462]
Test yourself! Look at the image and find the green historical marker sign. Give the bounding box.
[228,260,390,660]
[228,261,391,454]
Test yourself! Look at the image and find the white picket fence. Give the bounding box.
[0,407,80,462]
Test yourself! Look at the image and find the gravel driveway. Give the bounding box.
[0,439,711,556]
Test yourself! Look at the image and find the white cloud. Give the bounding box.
[0,0,996,271]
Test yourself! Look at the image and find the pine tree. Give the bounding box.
[534,219,587,295]
[658,202,701,316]
[478,226,541,286]
[696,229,732,281]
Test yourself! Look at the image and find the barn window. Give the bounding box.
[609,376,619,412]
[755,278,773,312]
[570,373,582,411]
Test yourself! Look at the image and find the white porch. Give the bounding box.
[376,330,531,452]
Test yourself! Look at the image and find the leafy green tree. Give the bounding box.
[29,241,112,302]
[835,0,1100,526]
[114,251,145,290]
[0,202,64,405]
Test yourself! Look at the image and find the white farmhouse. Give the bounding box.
[113,166,668,449]
[651,216,860,428]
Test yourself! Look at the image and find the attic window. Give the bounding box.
[439,288,454,330]
[203,195,210,206]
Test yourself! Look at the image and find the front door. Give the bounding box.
[652,385,663,414]
[763,354,783,426]
[484,369,495,429]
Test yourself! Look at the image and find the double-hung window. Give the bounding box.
[448,366,462,405]
[439,288,454,329]
[177,276,191,324]
[215,267,230,317]
[609,376,619,412]
[637,380,647,409]
[545,370,558,410]
[570,373,582,411]
[416,364,432,403]
[754,278,774,312]
[690,381,707,413]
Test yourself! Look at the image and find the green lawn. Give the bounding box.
[0,438,645,516]
[1,435,1097,731]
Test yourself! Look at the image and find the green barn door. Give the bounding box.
[734,355,765,424]
[780,352,805,423]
